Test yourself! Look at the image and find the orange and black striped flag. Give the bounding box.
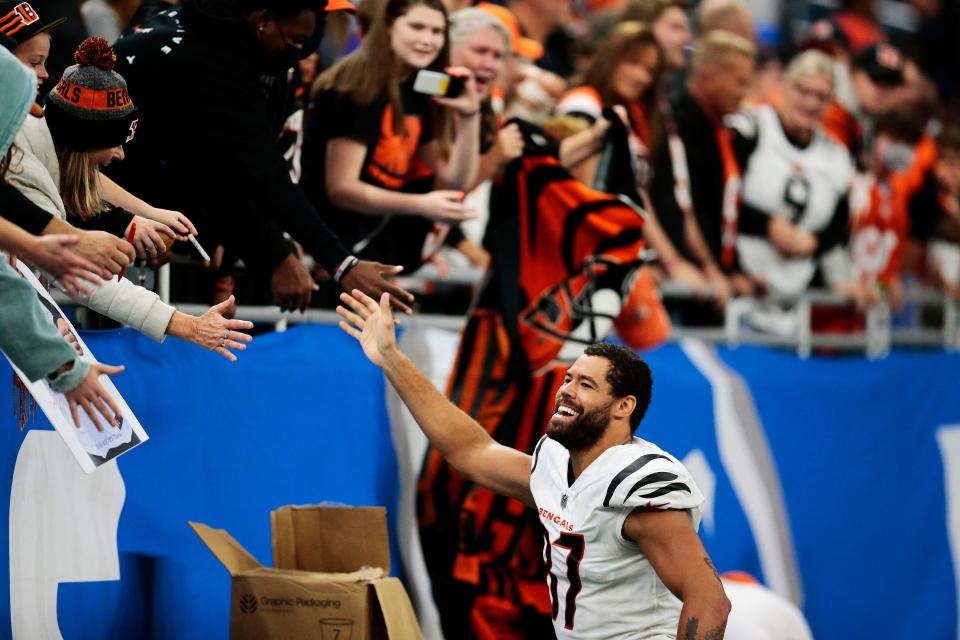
[416,120,646,639]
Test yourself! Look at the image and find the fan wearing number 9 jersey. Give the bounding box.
[531,434,704,639]
[731,103,854,297]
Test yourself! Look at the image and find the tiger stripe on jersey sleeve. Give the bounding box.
[624,471,687,501]
[531,434,549,473]
[603,454,701,513]
[602,454,669,507]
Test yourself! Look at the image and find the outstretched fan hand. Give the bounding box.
[194,295,255,362]
[336,290,399,367]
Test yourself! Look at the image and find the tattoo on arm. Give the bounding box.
[704,556,722,584]
[681,561,726,639]
[683,618,725,640]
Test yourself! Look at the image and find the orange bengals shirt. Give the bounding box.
[849,138,937,285]
[366,103,425,190]
[849,173,909,285]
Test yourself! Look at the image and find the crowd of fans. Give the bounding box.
[0,18,256,428]
[2,0,960,423]
[109,0,955,331]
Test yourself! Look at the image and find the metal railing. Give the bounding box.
[62,262,960,358]
[660,284,960,358]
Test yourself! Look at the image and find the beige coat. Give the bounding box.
[9,114,175,341]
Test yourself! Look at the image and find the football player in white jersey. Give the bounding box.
[337,290,730,640]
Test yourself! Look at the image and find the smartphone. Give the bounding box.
[413,70,465,98]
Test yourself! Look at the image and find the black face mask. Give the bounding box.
[282,42,305,65]
[302,17,325,57]
[284,16,325,63]
[263,15,325,72]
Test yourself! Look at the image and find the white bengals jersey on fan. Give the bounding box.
[732,104,854,295]
[530,435,704,640]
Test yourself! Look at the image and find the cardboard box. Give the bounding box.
[190,506,423,640]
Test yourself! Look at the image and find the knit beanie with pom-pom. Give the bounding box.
[45,36,138,150]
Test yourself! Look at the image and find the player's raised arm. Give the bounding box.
[623,509,731,639]
[338,290,535,507]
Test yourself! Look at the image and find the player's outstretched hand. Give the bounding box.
[337,290,398,367]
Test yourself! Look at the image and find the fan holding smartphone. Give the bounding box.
[300,0,482,273]
[413,69,466,98]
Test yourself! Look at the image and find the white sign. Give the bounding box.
[3,260,148,473]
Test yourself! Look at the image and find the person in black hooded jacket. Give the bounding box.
[107,0,414,312]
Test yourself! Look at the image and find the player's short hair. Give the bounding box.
[690,29,756,73]
[583,343,653,430]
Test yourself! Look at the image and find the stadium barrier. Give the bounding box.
[0,325,958,639]
[149,257,960,357]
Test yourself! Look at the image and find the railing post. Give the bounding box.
[945,296,959,351]
[796,297,812,359]
[158,264,170,304]
[725,297,757,348]
[865,301,891,359]
[724,298,739,347]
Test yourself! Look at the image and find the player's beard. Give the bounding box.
[547,399,614,452]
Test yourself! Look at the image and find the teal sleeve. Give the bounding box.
[0,261,88,390]
[47,358,90,394]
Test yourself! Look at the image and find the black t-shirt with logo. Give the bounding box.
[301,82,437,270]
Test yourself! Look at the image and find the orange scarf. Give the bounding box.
[665,102,742,269]
[715,126,742,269]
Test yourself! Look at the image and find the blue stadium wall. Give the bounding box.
[0,325,957,639]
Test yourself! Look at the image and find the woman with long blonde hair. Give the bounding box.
[12,35,255,360]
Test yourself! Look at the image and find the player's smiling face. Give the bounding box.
[548,356,616,451]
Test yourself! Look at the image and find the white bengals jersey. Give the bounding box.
[530,435,704,640]
[732,104,854,295]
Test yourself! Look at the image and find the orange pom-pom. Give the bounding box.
[74,36,116,71]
